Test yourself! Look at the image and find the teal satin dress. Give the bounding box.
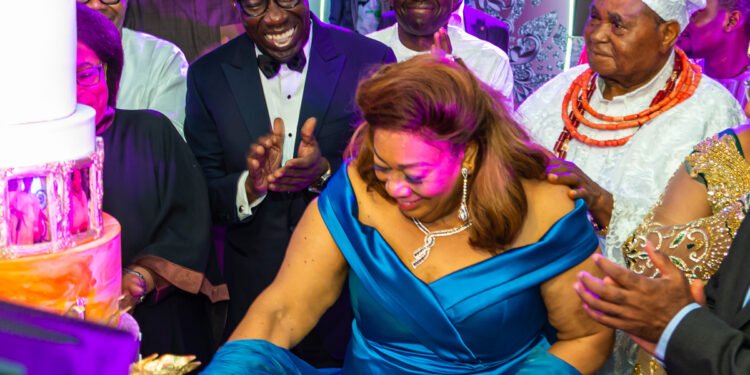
[203,165,598,374]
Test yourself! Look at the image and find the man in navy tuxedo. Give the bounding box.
[184,0,395,367]
[576,215,750,374]
[377,0,509,52]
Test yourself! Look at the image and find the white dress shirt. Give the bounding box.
[366,24,514,106]
[118,28,189,138]
[519,52,745,265]
[235,27,313,220]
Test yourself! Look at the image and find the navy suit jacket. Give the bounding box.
[665,215,750,374]
[185,16,395,365]
[377,5,510,52]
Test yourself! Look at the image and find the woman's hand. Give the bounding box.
[120,265,156,312]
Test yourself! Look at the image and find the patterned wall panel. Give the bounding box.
[466,0,584,103]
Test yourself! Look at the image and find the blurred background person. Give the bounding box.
[678,0,750,110]
[378,0,510,52]
[76,4,226,365]
[367,0,513,106]
[79,0,189,137]
[328,0,388,35]
[124,0,245,63]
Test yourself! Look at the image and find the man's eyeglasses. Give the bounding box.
[77,64,104,87]
[77,0,121,5]
[234,0,301,17]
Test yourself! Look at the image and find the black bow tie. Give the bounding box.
[257,51,307,79]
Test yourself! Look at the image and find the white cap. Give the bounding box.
[642,0,706,31]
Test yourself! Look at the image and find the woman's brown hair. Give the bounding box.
[347,54,548,252]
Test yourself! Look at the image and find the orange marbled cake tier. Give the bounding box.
[0,213,121,325]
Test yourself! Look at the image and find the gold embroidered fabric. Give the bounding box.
[624,134,750,280]
[623,133,750,375]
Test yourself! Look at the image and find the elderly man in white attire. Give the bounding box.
[519,0,744,269]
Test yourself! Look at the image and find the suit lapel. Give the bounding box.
[709,217,750,327]
[221,35,271,143]
[296,16,346,152]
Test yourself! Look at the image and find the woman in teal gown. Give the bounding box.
[203,55,613,374]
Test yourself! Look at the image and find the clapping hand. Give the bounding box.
[574,242,697,353]
[545,158,613,228]
[267,117,329,193]
[245,118,285,201]
[431,27,453,58]
[245,117,329,197]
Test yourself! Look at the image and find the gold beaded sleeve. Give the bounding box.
[623,133,750,281]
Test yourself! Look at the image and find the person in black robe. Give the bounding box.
[76,4,227,364]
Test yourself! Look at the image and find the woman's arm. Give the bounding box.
[623,129,750,280]
[542,254,614,375]
[524,181,613,374]
[228,197,349,349]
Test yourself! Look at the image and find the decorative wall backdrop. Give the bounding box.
[465,0,584,103]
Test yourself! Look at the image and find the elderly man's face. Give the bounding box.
[678,0,727,58]
[82,0,127,30]
[394,0,454,37]
[584,0,672,85]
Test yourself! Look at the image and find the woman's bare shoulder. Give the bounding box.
[347,160,387,226]
[521,179,577,236]
[347,160,372,200]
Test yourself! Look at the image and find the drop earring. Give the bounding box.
[458,167,469,222]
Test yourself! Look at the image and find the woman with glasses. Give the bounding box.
[76,3,224,364]
[77,0,189,138]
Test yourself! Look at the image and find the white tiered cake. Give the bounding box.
[0,0,122,325]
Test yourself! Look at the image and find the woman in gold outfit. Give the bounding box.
[623,124,750,375]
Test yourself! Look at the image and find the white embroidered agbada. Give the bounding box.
[518,52,745,265]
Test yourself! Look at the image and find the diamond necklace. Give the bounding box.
[411,218,472,268]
